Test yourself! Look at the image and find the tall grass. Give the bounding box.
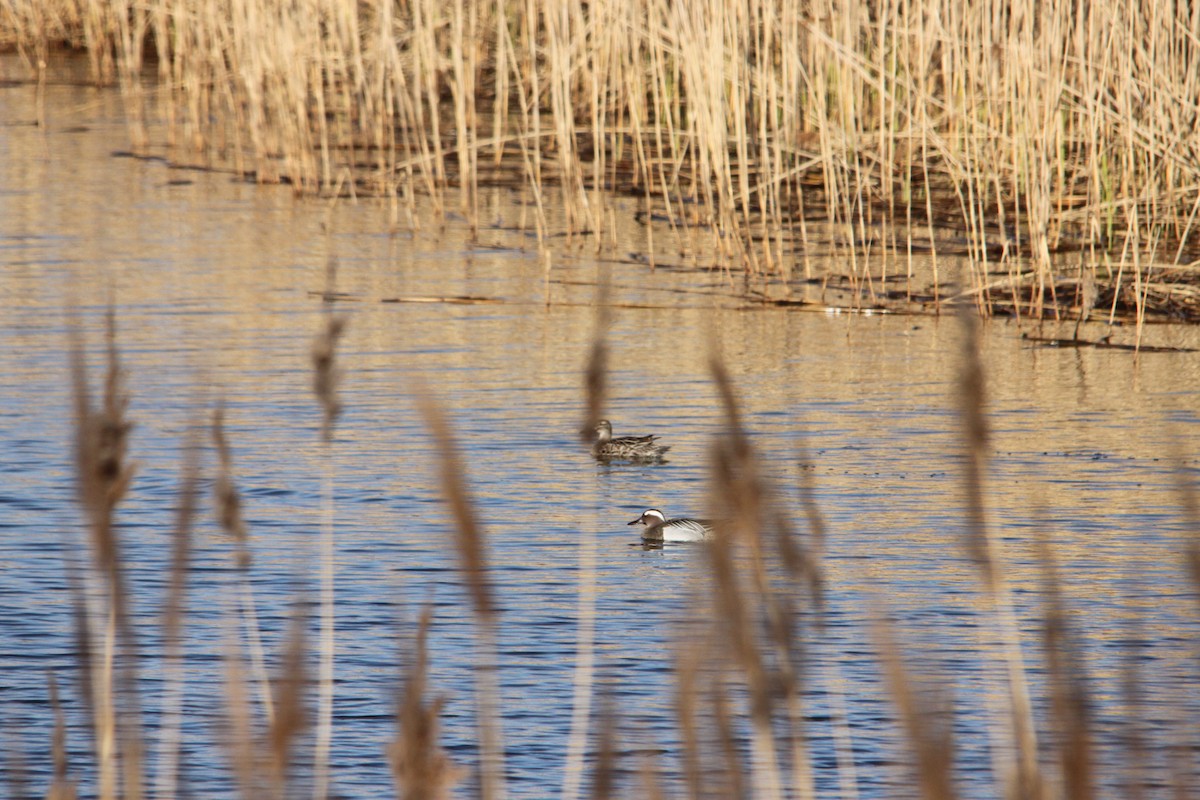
[4,0,1199,315]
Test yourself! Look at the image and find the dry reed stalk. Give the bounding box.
[669,1,736,256]
[587,690,618,800]
[1171,445,1200,798]
[213,405,250,570]
[497,16,548,245]
[672,621,704,800]
[636,749,668,800]
[710,668,750,800]
[822,665,861,800]
[544,0,591,237]
[675,621,743,800]
[388,605,460,800]
[446,0,478,227]
[1180,455,1200,603]
[96,613,118,800]
[152,424,199,800]
[69,308,145,800]
[584,0,615,248]
[270,609,310,796]
[111,0,148,151]
[220,600,309,800]
[415,388,507,800]
[1036,536,1095,800]
[559,512,600,800]
[955,301,1044,799]
[80,0,115,84]
[65,558,94,767]
[579,280,610,441]
[643,19,688,249]
[1,1,52,125]
[312,314,347,445]
[872,612,957,800]
[563,306,610,800]
[311,311,346,800]
[489,1,509,170]
[70,308,134,657]
[213,405,278,731]
[706,353,827,800]
[221,624,259,798]
[47,673,78,800]
[374,1,438,210]
[520,0,543,192]
[704,464,780,800]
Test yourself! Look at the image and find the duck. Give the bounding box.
[590,419,670,462]
[627,509,713,542]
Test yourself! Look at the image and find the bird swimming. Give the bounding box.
[590,419,670,462]
[627,508,713,542]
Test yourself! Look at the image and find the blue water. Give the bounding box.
[4,58,1200,799]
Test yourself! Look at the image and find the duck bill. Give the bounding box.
[627,517,643,526]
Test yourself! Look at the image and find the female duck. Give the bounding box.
[591,419,670,462]
[628,509,713,542]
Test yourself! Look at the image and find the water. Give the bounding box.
[4,55,1200,798]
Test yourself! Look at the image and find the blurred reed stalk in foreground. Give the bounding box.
[215,459,308,800]
[955,301,1044,798]
[222,599,310,799]
[562,284,610,800]
[1037,534,1094,800]
[872,610,956,800]
[665,349,827,800]
[388,605,460,800]
[416,388,507,800]
[68,308,143,800]
[151,418,198,800]
[311,311,346,800]
[46,674,75,800]
[212,402,311,799]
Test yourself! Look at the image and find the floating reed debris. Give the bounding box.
[7,0,1200,319]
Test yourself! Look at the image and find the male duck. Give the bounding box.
[628,509,713,543]
[591,419,670,462]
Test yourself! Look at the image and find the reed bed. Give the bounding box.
[3,0,1200,318]
[20,304,1200,800]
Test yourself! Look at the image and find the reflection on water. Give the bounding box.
[4,57,1200,798]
